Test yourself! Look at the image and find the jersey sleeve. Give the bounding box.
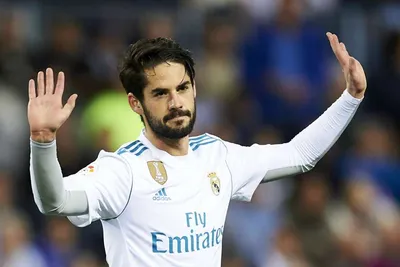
[224,141,301,202]
[64,151,132,227]
[224,90,363,202]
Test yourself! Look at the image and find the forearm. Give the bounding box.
[30,139,88,215]
[290,89,361,169]
[262,89,362,182]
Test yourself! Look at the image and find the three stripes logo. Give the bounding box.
[189,134,218,151]
[153,188,171,202]
[117,140,148,156]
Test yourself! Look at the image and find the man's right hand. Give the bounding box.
[28,68,78,143]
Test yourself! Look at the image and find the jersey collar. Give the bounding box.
[138,129,193,164]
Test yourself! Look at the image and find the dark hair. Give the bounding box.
[118,37,196,101]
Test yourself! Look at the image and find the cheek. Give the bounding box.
[146,102,168,119]
[191,99,196,113]
[184,94,195,109]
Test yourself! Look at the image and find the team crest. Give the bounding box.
[147,161,168,185]
[208,172,220,196]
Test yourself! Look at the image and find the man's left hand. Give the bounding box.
[327,32,367,99]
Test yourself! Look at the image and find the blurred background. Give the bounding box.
[1,0,400,266]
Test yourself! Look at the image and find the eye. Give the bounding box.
[154,91,167,97]
[177,85,189,92]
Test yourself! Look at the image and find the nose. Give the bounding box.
[168,92,183,110]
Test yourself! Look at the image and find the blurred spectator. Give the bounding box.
[196,9,241,101]
[0,83,29,177]
[286,173,338,267]
[221,241,246,267]
[366,31,400,129]
[368,218,400,267]
[29,19,93,101]
[140,13,174,40]
[338,117,400,202]
[264,225,310,267]
[0,174,14,214]
[240,0,330,137]
[238,0,339,21]
[195,8,241,134]
[70,252,104,267]
[0,211,47,267]
[327,178,399,266]
[86,28,125,85]
[0,9,34,92]
[38,217,80,267]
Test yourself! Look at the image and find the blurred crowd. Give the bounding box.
[1,0,400,266]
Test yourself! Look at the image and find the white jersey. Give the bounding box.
[29,89,362,267]
[63,132,273,267]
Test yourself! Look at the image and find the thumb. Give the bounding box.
[63,94,78,114]
[348,57,357,76]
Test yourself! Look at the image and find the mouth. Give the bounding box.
[168,116,187,121]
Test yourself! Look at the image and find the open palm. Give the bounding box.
[326,32,367,99]
[28,68,77,137]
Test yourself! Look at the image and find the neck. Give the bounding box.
[144,129,189,156]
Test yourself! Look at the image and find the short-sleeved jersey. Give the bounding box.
[63,132,273,267]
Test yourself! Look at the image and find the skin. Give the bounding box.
[28,33,367,156]
[128,62,196,156]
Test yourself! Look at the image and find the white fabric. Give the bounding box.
[64,153,132,227]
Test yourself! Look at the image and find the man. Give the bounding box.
[28,33,366,267]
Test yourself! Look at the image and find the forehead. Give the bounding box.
[144,62,189,90]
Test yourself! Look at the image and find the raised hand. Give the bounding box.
[327,32,367,99]
[28,68,78,143]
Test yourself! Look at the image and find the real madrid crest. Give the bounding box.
[147,161,168,185]
[208,172,220,196]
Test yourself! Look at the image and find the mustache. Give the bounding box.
[163,109,191,123]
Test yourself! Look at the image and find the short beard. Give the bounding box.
[142,104,196,140]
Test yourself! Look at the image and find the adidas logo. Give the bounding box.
[153,188,171,201]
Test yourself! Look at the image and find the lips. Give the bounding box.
[170,116,185,120]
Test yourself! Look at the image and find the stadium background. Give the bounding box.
[1,0,400,266]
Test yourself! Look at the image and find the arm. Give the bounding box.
[28,69,132,226]
[261,89,361,182]
[225,89,361,201]
[28,68,86,216]
[30,138,132,224]
[30,139,88,215]
[225,32,367,201]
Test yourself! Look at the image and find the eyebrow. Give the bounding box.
[150,81,191,94]
[176,81,191,90]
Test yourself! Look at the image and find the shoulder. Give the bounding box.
[211,138,264,158]
[79,142,142,176]
[189,133,223,151]
[188,133,249,159]
[95,139,150,174]
[114,140,149,157]
[189,133,251,150]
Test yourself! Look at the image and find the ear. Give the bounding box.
[193,82,197,98]
[128,93,144,116]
